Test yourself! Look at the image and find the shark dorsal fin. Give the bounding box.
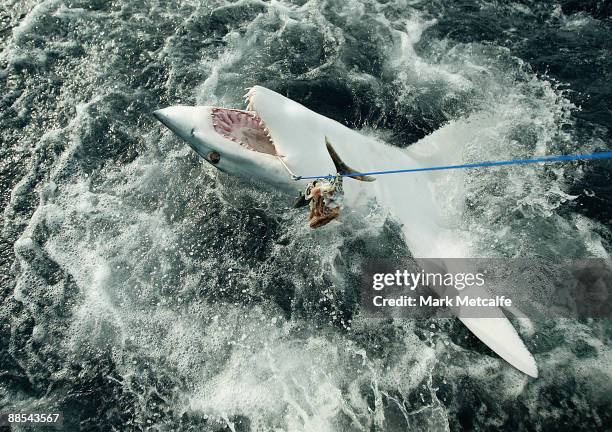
[325,137,375,182]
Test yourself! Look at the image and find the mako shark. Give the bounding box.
[153,86,538,378]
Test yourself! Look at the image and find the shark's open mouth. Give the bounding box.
[211,108,277,155]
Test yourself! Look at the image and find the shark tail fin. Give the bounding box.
[325,137,376,182]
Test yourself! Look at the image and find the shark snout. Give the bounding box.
[154,105,219,160]
[152,109,166,125]
[153,106,196,140]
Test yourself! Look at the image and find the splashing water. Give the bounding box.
[1,0,611,430]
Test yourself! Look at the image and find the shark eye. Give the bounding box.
[207,151,220,164]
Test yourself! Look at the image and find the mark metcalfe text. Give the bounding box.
[370,270,513,309]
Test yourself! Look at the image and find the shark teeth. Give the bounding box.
[210,106,276,155]
[244,87,256,111]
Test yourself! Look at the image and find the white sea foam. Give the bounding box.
[3,0,610,430]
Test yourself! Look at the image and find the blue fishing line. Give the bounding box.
[297,151,612,181]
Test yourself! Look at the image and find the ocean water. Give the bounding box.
[1,1,611,431]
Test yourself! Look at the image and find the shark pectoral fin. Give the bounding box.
[325,137,376,182]
[293,192,311,208]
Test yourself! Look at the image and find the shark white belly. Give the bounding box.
[154,85,538,378]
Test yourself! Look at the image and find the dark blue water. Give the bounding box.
[1,1,610,430]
